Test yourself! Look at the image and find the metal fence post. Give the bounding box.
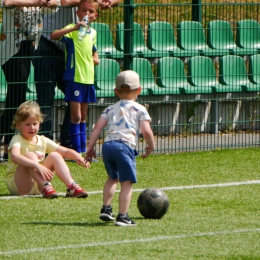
[123,0,135,70]
[211,97,219,134]
[192,0,202,23]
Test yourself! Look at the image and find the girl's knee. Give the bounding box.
[47,151,63,160]
[25,152,38,160]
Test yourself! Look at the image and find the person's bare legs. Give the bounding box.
[14,151,77,196]
[114,181,136,226]
[118,181,133,214]
[42,152,74,187]
[103,176,118,206]
[14,152,46,195]
[99,176,118,221]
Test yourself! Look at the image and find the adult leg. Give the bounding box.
[58,80,71,147]
[1,41,32,147]
[33,39,62,140]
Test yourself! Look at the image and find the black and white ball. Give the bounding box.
[137,188,170,219]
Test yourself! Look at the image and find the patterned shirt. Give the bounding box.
[101,100,152,148]
[0,1,43,65]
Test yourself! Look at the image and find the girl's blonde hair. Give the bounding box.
[11,100,45,129]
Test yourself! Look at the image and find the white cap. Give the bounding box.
[116,70,140,90]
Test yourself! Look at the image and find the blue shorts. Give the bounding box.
[64,81,97,103]
[102,140,139,183]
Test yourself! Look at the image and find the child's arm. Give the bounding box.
[50,21,84,40]
[86,116,107,162]
[10,146,54,180]
[60,0,80,6]
[61,0,120,8]
[93,51,100,66]
[55,146,90,168]
[140,120,155,159]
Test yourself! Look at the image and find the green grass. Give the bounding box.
[0,148,260,259]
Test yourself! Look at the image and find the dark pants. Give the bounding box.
[1,40,33,145]
[33,36,70,144]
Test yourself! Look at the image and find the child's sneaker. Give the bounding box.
[99,206,115,221]
[115,214,136,227]
[66,182,88,198]
[42,182,58,199]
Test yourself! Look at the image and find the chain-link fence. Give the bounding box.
[1,1,260,157]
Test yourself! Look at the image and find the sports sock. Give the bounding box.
[68,181,77,190]
[80,122,87,153]
[70,123,81,152]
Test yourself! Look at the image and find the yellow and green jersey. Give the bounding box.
[59,24,97,84]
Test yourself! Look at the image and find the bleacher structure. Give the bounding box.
[1,6,260,153]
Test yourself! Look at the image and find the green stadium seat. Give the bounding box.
[91,22,124,59]
[116,22,161,58]
[207,20,245,56]
[236,20,260,55]
[26,63,37,100]
[249,54,260,85]
[0,68,7,102]
[132,58,156,96]
[219,55,259,92]
[94,58,120,98]
[156,57,189,95]
[147,21,187,58]
[54,87,65,100]
[187,56,221,94]
[177,21,227,57]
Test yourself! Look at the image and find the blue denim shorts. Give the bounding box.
[65,81,97,103]
[102,140,138,183]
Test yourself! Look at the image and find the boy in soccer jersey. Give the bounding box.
[51,0,99,153]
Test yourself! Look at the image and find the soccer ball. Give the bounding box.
[137,188,170,219]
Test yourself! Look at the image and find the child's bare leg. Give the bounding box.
[43,151,88,198]
[14,152,46,195]
[118,181,133,214]
[42,152,74,186]
[103,176,118,206]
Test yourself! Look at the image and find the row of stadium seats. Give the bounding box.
[1,20,260,100]
[1,54,259,101]
[92,19,260,59]
[95,55,260,97]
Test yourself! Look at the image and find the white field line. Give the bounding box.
[0,180,260,200]
[0,228,260,256]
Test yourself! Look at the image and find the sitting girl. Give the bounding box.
[5,100,90,199]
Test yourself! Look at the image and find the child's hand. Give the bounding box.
[96,0,113,9]
[141,147,153,159]
[35,164,54,181]
[76,158,90,169]
[75,21,87,31]
[40,0,51,7]
[85,147,96,163]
